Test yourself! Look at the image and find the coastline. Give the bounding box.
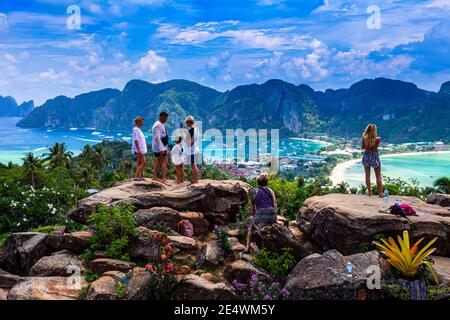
[329,150,450,186]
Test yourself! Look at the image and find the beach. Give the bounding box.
[330,151,450,186]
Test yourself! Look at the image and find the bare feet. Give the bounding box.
[161,180,170,185]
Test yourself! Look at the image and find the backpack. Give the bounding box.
[400,203,416,216]
[177,220,194,237]
[389,203,416,218]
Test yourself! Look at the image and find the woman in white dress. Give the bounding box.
[132,116,147,181]
[183,116,200,184]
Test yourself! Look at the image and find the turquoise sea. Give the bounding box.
[342,153,450,187]
[0,117,324,164]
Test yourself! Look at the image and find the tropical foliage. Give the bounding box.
[253,248,297,280]
[373,230,439,284]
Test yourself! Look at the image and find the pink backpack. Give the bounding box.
[400,204,416,216]
[177,220,194,237]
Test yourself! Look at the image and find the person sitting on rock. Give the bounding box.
[244,173,278,253]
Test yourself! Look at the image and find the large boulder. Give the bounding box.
[284,250,383,300]
[45,231,92,254]
[69,179,251,225]
[2,233,49,275]
[85,276,118,300]
[89,258,135,274]
[29,253,83,277]
[7,277,85,300]
[135,207,210,236]
[195,242,224,269]
[432,256,450,285]
[123,267,153,300]
[427,194,450,208]
[127,227,161,262]
[169,236,197,251]
[0,268,22,288]
[253,223,311,260]
[223,260,268,284]
[299,194,450,256]
[173,274,236,300]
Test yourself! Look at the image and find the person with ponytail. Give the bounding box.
[361,123,383,197]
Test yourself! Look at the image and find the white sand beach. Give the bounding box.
[329,150,450,186]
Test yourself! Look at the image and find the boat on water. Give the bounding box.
[121,137,132,141]
[91,132,102,136]
[69,128,78,131]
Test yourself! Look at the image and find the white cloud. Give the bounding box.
[257,0,285,6]
[4,53,19,64]
[0,13,8,32]
[158,21,310,51]
[133,50,169,81]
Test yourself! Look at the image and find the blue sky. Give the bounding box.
[0,0,449,105]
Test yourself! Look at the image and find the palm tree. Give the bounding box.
[358,184,368,195]
[434,176,450,194]
[336,181,349,194]
[43,143,73,169]
[22,152,42,188]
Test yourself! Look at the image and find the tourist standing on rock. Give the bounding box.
[361,123,383,197]
[132,116,147,181]
[171,135,185,184]
[244,174,278,253]
[182,115,200,184]
[151,111,169,184]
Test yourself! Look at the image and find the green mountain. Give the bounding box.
[0,96,34,117]
[17,78,450,143]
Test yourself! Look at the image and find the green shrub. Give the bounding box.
[82,203,137,261]
[78,285,90,300]
[30,225,62,234]
[0,232,11,249]
[83,269,101,283]
[0,183,77,233]
[253,248,297,280]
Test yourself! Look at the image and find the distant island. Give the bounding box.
[0,96,34,117]
[11,77,450,143]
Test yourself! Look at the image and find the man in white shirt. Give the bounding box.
[151,111,169,184]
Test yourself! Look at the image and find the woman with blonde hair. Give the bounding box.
[361,123,383,197]
[132,116,147,181]
[182,115,200,184]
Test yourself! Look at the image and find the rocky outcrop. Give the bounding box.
[29,253,83,277]
[173,274,236,300]
[7,277,85,300]
[2,231,92,275]
[2,233,49,275]
[135,207,210,236]
[69,179,251,225]
[427,194,450,208]
[253,223,311,260]
[284,250,383,300]
[299,194,450,256]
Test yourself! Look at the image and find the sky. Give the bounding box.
[0,0,449,105]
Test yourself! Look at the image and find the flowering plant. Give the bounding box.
[232,274,289,300]
[145,231,177,300]
[0,183,76,233]
[212,225,232,255]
